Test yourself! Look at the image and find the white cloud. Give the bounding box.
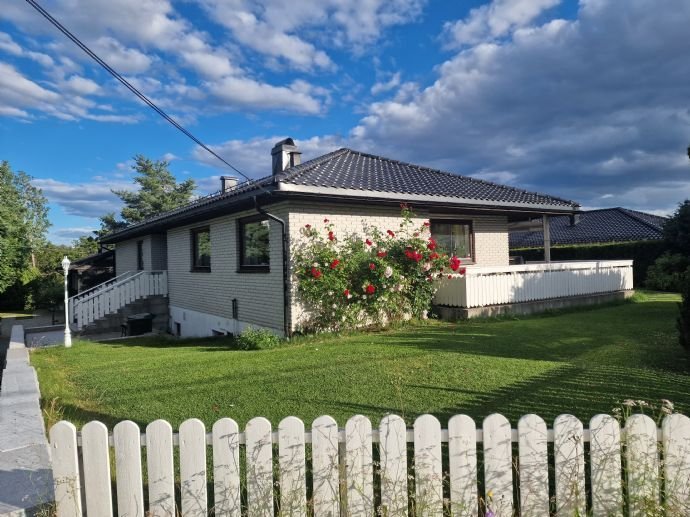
[0,31,54,67]
[206,77,325,114]
[371,72,401,95]
[443,0,561,46]
[0,0,327,119]
[192,135,344,182]
[351,0,690,213]
[0,61,60,118]
[33,177,132,218]
[63,75,101,96]
[199,0,424,69]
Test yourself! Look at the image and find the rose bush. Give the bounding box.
[293,205,466,332]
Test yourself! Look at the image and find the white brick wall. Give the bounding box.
[285,201,509,330]
[166,203,289,335]
[113,200,509,336]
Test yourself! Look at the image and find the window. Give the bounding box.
[191,227,211,271]
[430,220,473,261]
[137,240,144,270]
[239,216,270,271]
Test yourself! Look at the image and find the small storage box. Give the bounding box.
[126,313,154,336]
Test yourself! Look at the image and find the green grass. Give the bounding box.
[32,292,689,430]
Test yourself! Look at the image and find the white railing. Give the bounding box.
[68,270,168,330]
[435,260,634,308]
[50,412,690,516]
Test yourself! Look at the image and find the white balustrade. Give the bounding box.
[435,260,633,308]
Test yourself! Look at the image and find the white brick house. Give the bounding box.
[85,139,633,337]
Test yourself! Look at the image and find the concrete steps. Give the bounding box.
[79,295,169,336]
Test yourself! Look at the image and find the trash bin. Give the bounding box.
[126,313,154,336]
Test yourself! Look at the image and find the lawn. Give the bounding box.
[32,292,689,431]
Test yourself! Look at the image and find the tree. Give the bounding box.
[112,155,196,225]
[663,200,690,256]
[0,161,50,294]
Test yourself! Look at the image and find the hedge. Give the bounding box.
[511,240,667,286]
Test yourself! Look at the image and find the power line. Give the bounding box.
[23,0,267,192]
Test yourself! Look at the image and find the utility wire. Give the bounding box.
[23,0,268,193]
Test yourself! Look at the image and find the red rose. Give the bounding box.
[344,289,350,297]
[330,259,340,269]
[458,267,466,275]
[427,238,437,250]
[376,250,387,258]
[387,230,395,237]
[449,256,462,271]
[365,284,376,295]
[369,263,376,270]
[423,221,431,227]
[311,267,322,279]
[305,224,311,229]
[324,218,329,223]
[328,231,335,241]
[448,274,452,279]
[430,252,439,260]
[365,238,373,246]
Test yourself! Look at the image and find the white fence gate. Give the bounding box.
[68,270,168,330]
[50,412,690,516]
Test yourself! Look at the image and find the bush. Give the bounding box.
[678,270,690,352]
[512,240,666,287]
[646,252,690,292]
[292,206,465,332]
[234,328,282,351]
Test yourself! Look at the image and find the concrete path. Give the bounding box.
[0,325,54,516]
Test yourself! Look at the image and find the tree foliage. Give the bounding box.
[663,200,690,256]
[112,155,196,225]
[0,161,50,294]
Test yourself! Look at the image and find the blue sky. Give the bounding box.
[1,0,688,244]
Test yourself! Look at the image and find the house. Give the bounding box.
[70,139,634,337]
[509,207,667,249]
[67,249,115,296]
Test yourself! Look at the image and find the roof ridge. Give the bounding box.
[618,207,667,231]
[278,148,350,182]
[329,148,579,207]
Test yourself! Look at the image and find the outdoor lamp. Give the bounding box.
[61,256,72,347]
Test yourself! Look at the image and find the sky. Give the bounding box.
[1,0,689,245]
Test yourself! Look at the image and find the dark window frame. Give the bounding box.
[190,226,211,272]
[430,219,475,263]
[136,240,144,271]
[238,215,271,273]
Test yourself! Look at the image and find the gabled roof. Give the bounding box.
[509,207,667,248]
[102,146,579,243]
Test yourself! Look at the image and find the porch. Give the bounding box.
[434,260,634,318]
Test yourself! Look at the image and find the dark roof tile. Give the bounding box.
[509,208,667,248]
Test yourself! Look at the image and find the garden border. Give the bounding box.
[0,324,54,515]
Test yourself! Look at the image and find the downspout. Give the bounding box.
[254,196,290,338]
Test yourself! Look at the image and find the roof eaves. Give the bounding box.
[277,183,579,213]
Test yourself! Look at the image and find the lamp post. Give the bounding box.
[61,256,72,347]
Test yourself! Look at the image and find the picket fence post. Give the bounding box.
[49,411,690,517]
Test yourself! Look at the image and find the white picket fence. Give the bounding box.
[68,270,168,330]
[50,412,690,516]
[435,260,634,308]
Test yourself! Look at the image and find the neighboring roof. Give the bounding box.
[509,207,667,248]
[102,146,579,243]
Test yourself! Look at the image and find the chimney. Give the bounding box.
[570,213,581,226]
[220,176,238,192]
[271,138,301,175]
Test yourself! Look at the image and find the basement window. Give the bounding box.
[191,227,211,271]
[239,216,270,272]
[430,220,474,261]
